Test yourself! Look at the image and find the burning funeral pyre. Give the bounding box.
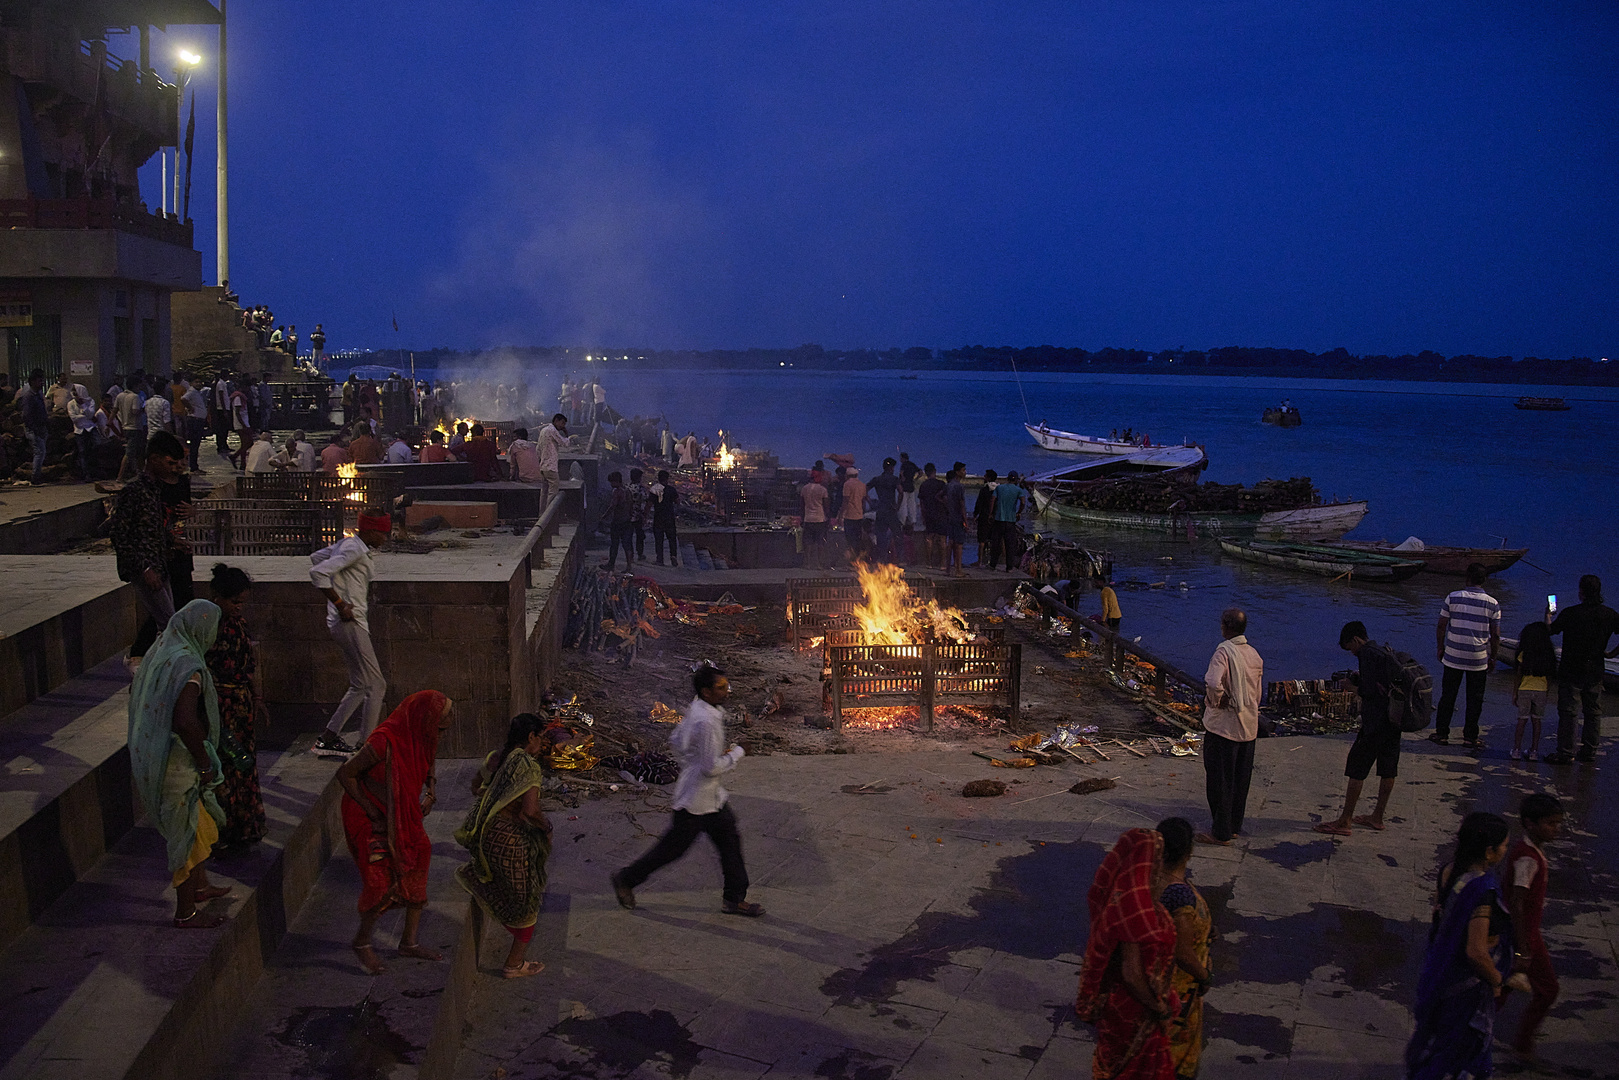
[798,564,1022,732]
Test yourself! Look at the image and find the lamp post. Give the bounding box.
[171,49,201,219]
[216,0,228,287]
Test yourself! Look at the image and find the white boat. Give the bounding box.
[1023,445,1208,485]
[1025,422,1178,455]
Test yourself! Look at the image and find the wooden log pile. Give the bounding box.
[1065,475,1319,513]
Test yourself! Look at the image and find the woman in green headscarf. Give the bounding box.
[128,599,233,927]
[455,713,553,978]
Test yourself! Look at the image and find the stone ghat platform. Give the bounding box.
[630,560,1026,609]
[0,510,588,1080]
[0,485,110,556]
[0,554,136,717]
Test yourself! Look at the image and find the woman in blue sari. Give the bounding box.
[1406,811,1512,1080]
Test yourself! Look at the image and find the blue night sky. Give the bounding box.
[136,1,1618,357]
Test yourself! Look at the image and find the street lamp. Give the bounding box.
[170,48,201,219]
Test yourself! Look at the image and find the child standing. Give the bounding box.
[1506,792,1564,1065]
[1511,622,1557,760]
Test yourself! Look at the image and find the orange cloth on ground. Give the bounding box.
[341,690,446,912]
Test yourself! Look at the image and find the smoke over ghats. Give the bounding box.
[428,128,733,350]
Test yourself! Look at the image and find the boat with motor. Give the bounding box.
[1334,538,1527,577]
[1024,422,1189,455]
[1219,539,1425,581]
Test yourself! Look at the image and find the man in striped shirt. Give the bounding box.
[1433,563,1501,748]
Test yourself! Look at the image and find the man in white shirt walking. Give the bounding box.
[1199,608,1263,846]
[309,511,391,757]
[611,664,764,917]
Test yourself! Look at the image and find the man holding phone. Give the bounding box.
[1546,575,1619,764]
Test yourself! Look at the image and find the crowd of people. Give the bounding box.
[794,454,1032,574]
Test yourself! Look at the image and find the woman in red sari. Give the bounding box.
[337,690,452,975]
[1076,828,1181,1079]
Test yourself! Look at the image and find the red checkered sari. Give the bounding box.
[1075,828,1180,1079]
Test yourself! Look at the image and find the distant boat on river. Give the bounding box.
[1334,539,1527,577]
[1513,396,1570,411]
[1262,405,1302,427]
[1220,539,1426,582]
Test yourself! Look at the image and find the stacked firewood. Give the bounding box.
[1065,475,1318,513]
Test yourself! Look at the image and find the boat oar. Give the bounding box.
[1517,558,1553,575]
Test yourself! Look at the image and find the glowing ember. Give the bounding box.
[337,462,358,479]
[434,416,479,436]
[851,562,970,645]
[838,704,1004,731]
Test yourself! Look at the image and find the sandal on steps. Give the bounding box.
[502,960,545,979]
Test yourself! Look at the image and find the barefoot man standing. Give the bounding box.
[1199,609,1263,847]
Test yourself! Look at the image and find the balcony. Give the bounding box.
[0,198,194,247]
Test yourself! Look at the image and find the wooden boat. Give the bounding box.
[1335,540,1527,576]
[1023,445,1208,485]
[1262,406,1302,427]
[1025,422,1180,455]
[1514,397,1570,411]
[1219,539,1425,581]
[1032,491,1368,540]
[1496,637,1619,689]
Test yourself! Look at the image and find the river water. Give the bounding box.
[584,368,1618,681]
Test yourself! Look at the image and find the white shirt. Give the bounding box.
[183,387,208,420]
[538,425,570,472]
[145,393,172,436]
[215,378,231,410]
[68,395,96,433]
[246,438,276,472]
[293,440,316,472]
[309,536,376,631]
[385,439,412,464]
[1512,836,1545,891]
[669,696,744,814]
[1202,634,1263,741]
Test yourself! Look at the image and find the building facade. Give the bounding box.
[0,0,218,396]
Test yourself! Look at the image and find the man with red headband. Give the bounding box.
[309,510,393,757]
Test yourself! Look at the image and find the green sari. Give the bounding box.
[454,749,550,929]
[127,600,224,879]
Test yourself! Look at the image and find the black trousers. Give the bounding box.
[1556,675,1603,754]
[1435,665,1487,741]
[632,521,646,558]
[619,804,749,904]
[606,521,634,569]
[652,518,678,563]
[1203,731,1255,842]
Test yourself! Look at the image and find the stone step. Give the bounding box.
[205,759,483,1080]
[0,741,344,1080]
[0,658,135,952]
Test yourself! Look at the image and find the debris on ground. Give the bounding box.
[962,780,1007,798]
[1070,777,1119,795]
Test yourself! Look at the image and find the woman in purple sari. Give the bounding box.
[1406,811,1512,1080]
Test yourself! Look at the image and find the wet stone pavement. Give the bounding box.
[450,735,1618,1080]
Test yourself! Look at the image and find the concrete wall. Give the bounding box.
[230,525,582,759]
[0,229,200,289]
[0,582,135,715]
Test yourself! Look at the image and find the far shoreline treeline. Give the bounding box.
[344,343,1618,387]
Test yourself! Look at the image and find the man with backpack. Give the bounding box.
[1317,621,1423,836]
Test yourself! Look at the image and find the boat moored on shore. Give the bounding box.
[1219,539,1425,581]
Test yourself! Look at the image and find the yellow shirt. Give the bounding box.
[1100,586,1122,621]
[1518,675,1548,693]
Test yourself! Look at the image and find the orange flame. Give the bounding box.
[337,462,358,479]
[851,562,970,645]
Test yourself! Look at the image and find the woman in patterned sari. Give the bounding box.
[1076,828,1181,1079]
[337,690,453,975]
[1157,817,1211,1078]
[205,563,265,848]
[455,713,555,978]
[1406,812,1512,1080]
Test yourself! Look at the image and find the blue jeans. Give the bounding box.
[26,430,46,483]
